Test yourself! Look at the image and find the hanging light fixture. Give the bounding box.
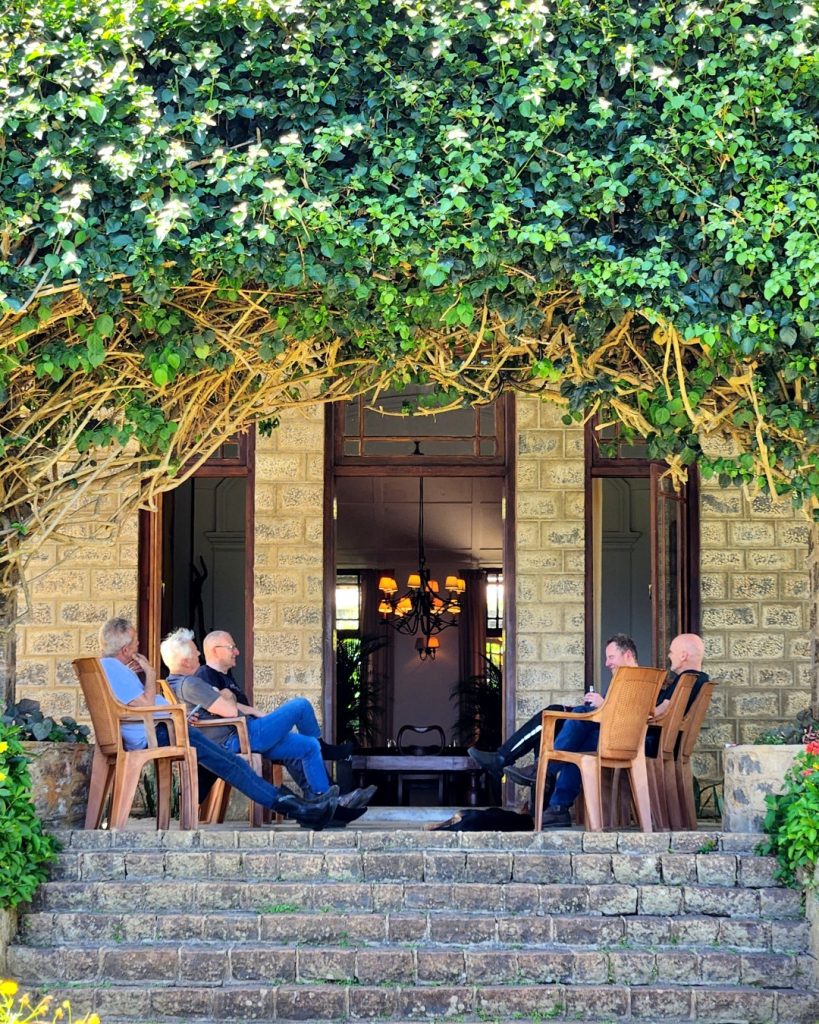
[378,477,465,660]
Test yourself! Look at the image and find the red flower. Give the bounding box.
[806,741,819,756]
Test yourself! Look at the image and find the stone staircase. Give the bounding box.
[6,826,819,1023]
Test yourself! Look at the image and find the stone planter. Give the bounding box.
[722,744,802,833]
[21,741,93,829]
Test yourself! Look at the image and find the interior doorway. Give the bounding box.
[585,422,699,685]
[138,434,255,688]
[325,392,514,805]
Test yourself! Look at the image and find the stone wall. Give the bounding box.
[252,406,326,720]
[514,397,586,731]
[13,502,138,721]
[697,483,813,781]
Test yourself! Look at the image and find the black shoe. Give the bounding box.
[338,784,377,810]
[468,746,505,781]
[329,805,368,827]
[320,738,354,761]
[271,788,338,830]
[504,763,537,786]
[541,805,571,829]
[279,783,339,804]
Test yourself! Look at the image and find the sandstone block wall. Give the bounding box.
[13,511,138,721]
[514,396,586,730]
[252,406,325,719]
[697,483,813,781]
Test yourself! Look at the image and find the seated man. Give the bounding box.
[160,628,374,812]
[540,631,708,828]
[469,633,638,783]
[98,617,338,829]
[645,632,710,757]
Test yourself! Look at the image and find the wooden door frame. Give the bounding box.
[137,431,256,692]
[323,397,516,746]
[583,422,699,675]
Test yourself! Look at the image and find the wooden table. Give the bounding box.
[351,754,481,806]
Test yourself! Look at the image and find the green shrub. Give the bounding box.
[1,699,90,744]
[757,740,819,887]
[753,709,819,746]
[0,724,59,909]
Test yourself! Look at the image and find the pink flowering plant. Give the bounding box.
[758,740,819,887]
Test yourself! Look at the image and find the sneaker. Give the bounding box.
[468,746,505,781]
[540,805,571,829]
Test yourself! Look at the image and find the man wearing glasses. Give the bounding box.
[166,629,373,810]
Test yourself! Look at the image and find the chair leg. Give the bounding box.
[180,751,199,830]
[533,755,551,832]
[664,757,685,830]
[155,759,173,830]
[628,756,653,833]
[646,757,668,830]
[85,748,113,829]
[109,758,144,830]
[578,760,603,831]
[678,757,697,830]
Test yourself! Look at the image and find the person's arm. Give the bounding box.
[177,677,239,719]
[124,653,159,706]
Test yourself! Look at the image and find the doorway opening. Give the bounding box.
[138,433,255,689]
[326,392,514,806]
[585,421,699,685]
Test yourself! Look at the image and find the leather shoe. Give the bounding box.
[319,738,354,761]
[271,788,338,830]
[541,805,571,829]
[503,763,537,786]
[338,784,377,810]
[468,746,505,781]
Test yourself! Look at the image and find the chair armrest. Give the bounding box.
[539,705,601,754]
[193,716,252,754]
[118,704,189,748]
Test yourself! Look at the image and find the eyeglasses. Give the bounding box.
[214,644,239,652]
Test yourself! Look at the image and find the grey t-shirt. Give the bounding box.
[168,673,238,747]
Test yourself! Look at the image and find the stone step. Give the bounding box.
[30,878,805,919]
[16,981,819,1023]
[47,847,781,887]
[49,827,756,854]
[8,940,814,988]
[17,909,812,952]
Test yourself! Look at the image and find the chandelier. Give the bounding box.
[378,477,466,661]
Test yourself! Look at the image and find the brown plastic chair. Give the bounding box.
[72,657,198,830]
[533,666,666,832]
[157,679,279,827]
[643,673,696,830]
[667,681,716,830]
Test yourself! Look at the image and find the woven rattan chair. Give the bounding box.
[158,679,282,827]
[667,681,716,830]
[73,657,198,830]
[533,666,666,832]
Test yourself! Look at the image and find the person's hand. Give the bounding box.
[583,691,604,709]
[128,652,156,684]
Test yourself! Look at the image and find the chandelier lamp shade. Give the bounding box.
[378,478,466,660]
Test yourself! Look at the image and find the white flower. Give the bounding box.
[279,132,301,146]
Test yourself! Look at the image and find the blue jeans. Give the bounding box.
[224,697,330,794]
[174,728,283,808]
[549,708,600,809]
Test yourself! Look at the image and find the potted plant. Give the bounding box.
[1,699,92,829]
[722,709,819,834]
[756,739,819,887]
